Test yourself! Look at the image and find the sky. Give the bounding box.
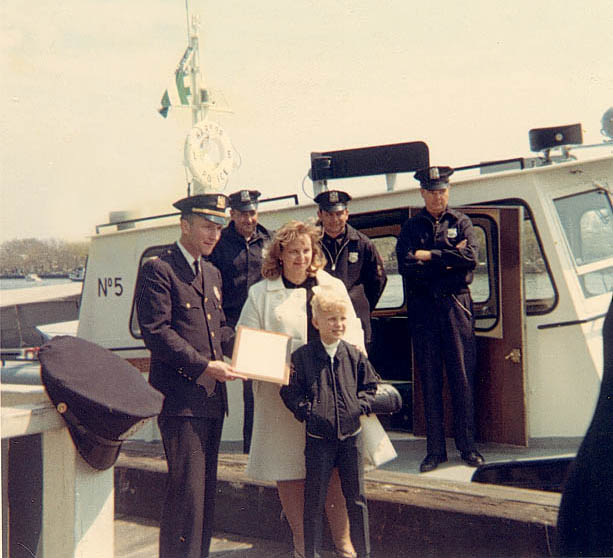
[1,0,612,242]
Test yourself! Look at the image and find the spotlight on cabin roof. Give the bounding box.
[601,107,613,141]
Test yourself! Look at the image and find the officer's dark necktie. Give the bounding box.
[194,257,216,395]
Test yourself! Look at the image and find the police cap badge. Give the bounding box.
[228,189,262,211]
[314,190,352,212]
[414,166,454,190]
[173,193,229,225]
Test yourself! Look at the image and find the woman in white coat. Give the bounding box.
[237,220,364,558]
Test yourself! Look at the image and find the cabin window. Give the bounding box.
[372,235,404,309]
[554,189,613,298]
[351,208,407,310]
[129,244,173,339]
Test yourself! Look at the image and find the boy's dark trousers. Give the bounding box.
[304,433,370,558]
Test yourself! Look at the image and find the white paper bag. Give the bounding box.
[360,414,397,471]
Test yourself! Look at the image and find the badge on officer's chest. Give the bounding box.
[448,228,458,239]
[213,285,221,300]
[348,251,359,263]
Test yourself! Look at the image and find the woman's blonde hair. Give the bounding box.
[261,220,326,279]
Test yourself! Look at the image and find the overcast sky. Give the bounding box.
[1,0,612,242]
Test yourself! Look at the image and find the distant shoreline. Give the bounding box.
[0,273,70,279]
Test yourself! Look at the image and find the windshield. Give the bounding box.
[554,189,613,298]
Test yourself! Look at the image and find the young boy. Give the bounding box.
[280,286,378,558]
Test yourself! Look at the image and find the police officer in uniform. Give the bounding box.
[210,189,271,453]
[396,167,484,473]
[137,193,243,558]
[315,189,387,350]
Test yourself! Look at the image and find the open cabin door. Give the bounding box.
[363,206,527,446]
[474,207,527,445]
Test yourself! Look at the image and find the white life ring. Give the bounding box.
[184,120,234,191]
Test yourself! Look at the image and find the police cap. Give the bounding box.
[39,336,164,470]
[314,190,352,212]
[173,193,229,226]
[414,166,454,190]
[228,189,261,212]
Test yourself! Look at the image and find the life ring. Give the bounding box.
[184,120,234,191]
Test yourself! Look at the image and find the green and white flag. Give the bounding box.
[158,46,194,118]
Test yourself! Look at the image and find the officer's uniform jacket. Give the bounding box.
[321,224,387,342]
[136,242,234,418]
[396,207,478,298]
[281,340,377,441]
[209,221,271,327]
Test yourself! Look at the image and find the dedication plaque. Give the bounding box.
[231,326,292,385]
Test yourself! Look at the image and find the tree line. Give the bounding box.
[0,238,89,276]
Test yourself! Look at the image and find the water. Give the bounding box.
[0,277,73,290]
[376,272,554,310]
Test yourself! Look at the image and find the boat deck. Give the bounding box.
[116,514,305,557]
[1,360,580,555]
[115,433,579,557]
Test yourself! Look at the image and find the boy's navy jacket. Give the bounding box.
[281,339,378,440]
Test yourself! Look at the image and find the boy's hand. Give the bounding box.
[359,399,372,416]
[295,400,311,422]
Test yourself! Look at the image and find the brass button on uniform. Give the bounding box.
[207,313,212,320]
[186,302,191,309]
[211,331,215,338]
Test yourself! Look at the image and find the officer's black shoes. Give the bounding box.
[420,451,484,471]
[419,454,448,473]
[461,450,485,467]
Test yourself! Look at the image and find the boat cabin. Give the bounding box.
[76,123,613,445]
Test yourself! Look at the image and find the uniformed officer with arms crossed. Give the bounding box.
[210,189,271,453]
[137,193,243,558]
[315,190,387,351]
[396,167,485,473]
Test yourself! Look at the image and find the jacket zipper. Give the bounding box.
[322,237,350,272]
[329,356,342,438]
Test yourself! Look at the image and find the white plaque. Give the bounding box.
[231,326,292,385]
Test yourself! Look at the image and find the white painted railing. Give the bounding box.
[2,378,114,558]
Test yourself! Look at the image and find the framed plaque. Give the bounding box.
[231,326,292,385]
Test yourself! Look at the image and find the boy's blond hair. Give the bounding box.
[310,285,349,318]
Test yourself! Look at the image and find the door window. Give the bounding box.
[473,200,557,314]
[467,217,498,332]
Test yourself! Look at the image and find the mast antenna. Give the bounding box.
[158,1,237,193]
